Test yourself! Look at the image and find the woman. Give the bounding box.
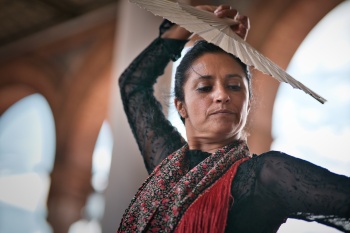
[117,5,350,233]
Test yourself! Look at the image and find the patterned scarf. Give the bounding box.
[117,140,250,233]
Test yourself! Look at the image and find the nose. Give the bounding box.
[214,86,230,103]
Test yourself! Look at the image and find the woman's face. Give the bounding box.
[175,52,250,142]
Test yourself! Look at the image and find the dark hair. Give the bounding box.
[174,40,252,123]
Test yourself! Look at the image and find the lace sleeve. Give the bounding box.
[119,35,187,174]
[258,151,350,232]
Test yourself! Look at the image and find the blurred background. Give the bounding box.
[0,0,349,232]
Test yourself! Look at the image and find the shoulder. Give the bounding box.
[231,151,297,199]
[234,150,310,190]
[253,150,306,167]
[249,151,307,187]
[256,150,292,160]
[240,151,293,170]
[235,151,293,176]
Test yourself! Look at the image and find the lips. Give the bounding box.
[210,109,235,115]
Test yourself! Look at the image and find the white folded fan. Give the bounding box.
[130,0,326,104]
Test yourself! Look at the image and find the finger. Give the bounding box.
[239,24,248,40]
[236,15,250,31]
[215,8,238,18]
[214,5,238,18]
[214,4,231,13]
[237,24,249,40]
[230,22,248,40]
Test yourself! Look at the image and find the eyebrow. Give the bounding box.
[195,74,244,80]
[190,66,244,80]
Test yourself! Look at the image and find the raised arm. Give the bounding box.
[119,5,250,174]
[119,21,187,174]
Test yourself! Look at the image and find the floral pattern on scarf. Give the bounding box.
[118,140,250,233]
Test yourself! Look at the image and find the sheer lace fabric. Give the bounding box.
[119,24,350,232]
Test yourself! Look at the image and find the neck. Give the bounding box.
[186,135,243,153]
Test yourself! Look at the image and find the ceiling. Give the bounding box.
[0,0,118,48]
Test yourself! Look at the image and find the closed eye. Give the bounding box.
[196,86,212,92]
[227,84,241,91]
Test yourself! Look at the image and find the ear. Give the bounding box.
[174,98,188,118]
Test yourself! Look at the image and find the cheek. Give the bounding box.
[186,99,204,118]
[184,95,210,121]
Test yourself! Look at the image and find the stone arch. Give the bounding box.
[246,0,343,154]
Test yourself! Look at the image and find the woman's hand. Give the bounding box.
[212,5,250,40]
[161,4,250,41]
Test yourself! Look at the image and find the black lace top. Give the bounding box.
[119,23,350,233]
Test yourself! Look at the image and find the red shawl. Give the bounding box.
[117,140,250,233]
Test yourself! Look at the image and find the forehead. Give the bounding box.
[189,52,245,75]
